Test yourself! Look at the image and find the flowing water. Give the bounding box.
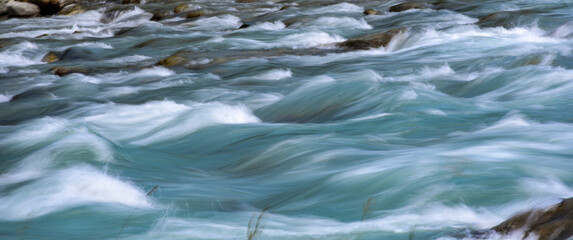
[1,0,573,239]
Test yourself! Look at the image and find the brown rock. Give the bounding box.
[363,9,379,15]
[150,11,169,21]
[185,10,204,19]
[41,51,60,63]
[337,28,407,50]
[173,3,188,14]
[51,66,87,76]
[156,55,188,67]
[57,3,83,15]
[492,197,573,240]
[389,2,429,12]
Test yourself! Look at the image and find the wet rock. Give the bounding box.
[150,11,168,21]
[41,51,60,63]
[21,0,78,16]
[6,1,40,18]
[186,10,204,19]
[389,2,430,12]
[363,9,379,15]
[57,3,83,15]
[236,0,256,3]
[337,28,407,50]
[10,87,52,102]
[60,47,99,61]
[492,197,573,240]
[280,5,294,10]
[477,11,519,28]
[121,0,140,4]
[156,54,188,67]
[133,39,161,48]
[51,66,87,76]
[173,3,189,14]
[100,5,135,24]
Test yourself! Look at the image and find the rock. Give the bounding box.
[280,5,294,10]
[57,3,83,15]
[389,2,430,12]
[150,11,168,21]
[121,0,141,4]
[363,9,379,15]
[21,0,78,16]
[237,0,256,3]
[186,10,204,19]
[156,55,188,67]
[41,51,60,63]
[100,5,135,24]
[337,28,407,50]
[51,66,87,76]
[492,197,573,240]
[173,3,189,14]
[6,1,40,18]
[477,11,522,28]
[60,47,99,61]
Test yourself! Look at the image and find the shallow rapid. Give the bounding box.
[1,0,573,239]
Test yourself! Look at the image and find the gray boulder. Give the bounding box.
[337,28,407,50]
[6,0,40,17]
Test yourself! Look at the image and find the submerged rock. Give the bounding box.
[186,10,204,19]
[173,3,189,14]
[337,28,407,50]
[41,51,60,63]
[100,5,135,24]
[389,2,430,12]
[492,197,573,240]
[156,54,188,68]
[51,66,87,76]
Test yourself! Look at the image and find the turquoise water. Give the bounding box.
[1,0,573,239]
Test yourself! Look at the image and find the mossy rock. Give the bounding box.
[41,51,60,63]
[156,55,188,67]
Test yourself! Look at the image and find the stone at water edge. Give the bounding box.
[57,3,83,15]
[5,0,40,18]
[336,28,407,50]
[186,10,204,19]
[492,197,573,240]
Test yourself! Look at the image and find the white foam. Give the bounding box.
[186,15,242,31]
[0,166,152,220]
[84,101,260,145]
[0,41,40,67]
[253,69,292,81]
[550,21,573,38]
[0,93,11,103]
[312,2,363,14]
[311,17,372,30]
[419,64,456,78]
[399,89,418,100]
[141,204,500,239]
[0,117,68,149]
[248,21,286,31]
[276,31,345,49]
[103,54,152,65]
[520,178,573,198]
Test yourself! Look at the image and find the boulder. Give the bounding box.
[492,197,573,240]
[6,0,40,18]
[389,2,430,12]
[20,0,78,16]
[150,11,169,21]
[336,28,407,50]
[477,11,519,28]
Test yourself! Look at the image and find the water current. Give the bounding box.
[1,0,573,239]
